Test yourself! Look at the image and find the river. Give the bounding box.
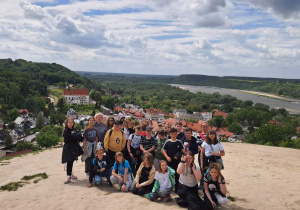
[171,84,300,114]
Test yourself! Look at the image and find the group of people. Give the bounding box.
[62,112,228,210]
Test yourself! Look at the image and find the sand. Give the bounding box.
[0,142,300,210]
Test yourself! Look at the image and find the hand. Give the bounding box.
[218,175,222,183]
[210,200,217,209]
[166,157,171,162]
[87,183,92,188]
[174,156,178,160]
[100,168,105,173]
[143,150,148,154]
[211,152,217,156]
[130,153,134,158]
[136,183,140,189]
[119,176,124,183]
[181,155,186,162]
[121,184,126,192]
[84,150,87,155]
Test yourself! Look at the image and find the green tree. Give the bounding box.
[57,98,64,112]
[8,121,16,130]
[36,130,60,148]
[36,112,44,129]
[74,123,82,132]
[228,123,243,135]
[4,134,13,149]
[9,108,20,121]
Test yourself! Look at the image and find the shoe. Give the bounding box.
[71,174,77,179]
[64,177,71,184]
[107,181,113,187]
[86,173,89,179]
[161,196,171,202]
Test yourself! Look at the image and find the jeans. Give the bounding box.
[94,167,113,184]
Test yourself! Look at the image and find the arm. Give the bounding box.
[218,176,227,195]
[192,164,202,181]
[121,132,126,150]
[127,139,132,154]
[135,164,142,184]
[162,149,171,162]
[104,131,109,152]
[140,144,146,153]
[122,168,129,192]
[83,139,87,154]
[212,150,225,157]
[204,182,216,208]
[177,155,186,174]
[140,167,155,187]
[201,147,205,170]
[147,145,155,153]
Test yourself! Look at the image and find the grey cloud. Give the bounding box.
[242,0,300,19]
[19,0,47,19]
[196,0,226,15]
[152,0,173,7]
[195,13,226,27]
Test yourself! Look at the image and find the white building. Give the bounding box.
[63,89,90,105]
[201,112,213,121]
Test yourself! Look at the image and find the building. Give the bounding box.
[63,89,90,105]
[201,112,212,121]
[175,112,204,121]
[66,108,78,119]
[10,128,26,143]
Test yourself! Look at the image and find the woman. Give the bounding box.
[203,163,228,209]
[176,151,203,209]
[106,116,115,130]
[132,153,155,196]
[201,130,225,172]
[62,118,82,184]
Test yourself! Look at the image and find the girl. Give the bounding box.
[106,116,115,130]
[110,152,134,192]
[149,160,175,202]
[132,153,155,196]
[201,130,225,172]
[176,151,203,209]
[62,118,82,184]
[83,116,98,178]
[203,163,228,209]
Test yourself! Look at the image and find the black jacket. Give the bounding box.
[62,128,82,163]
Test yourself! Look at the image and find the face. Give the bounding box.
[116,155,123,163]
[114,123,121,131]
[176,125,182,132]
[120,117,125,122]
[210,168,219,179]
[185,154,193,164]
[67,119,74,129]
[160,161,168,172]
[135,129,141,136]
[129,121,134,128]
[182,126,187,132]
[202,124,209,133]
[97,151,104,159]
[108,118,114,124]
[209,133,216,141]
[96,115,103,124]
[146,130,152,136]
[88,118,95,126]
[185,131,192,139]
[143,158,149,165]
[170,132,177,139]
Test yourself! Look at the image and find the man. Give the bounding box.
[175,122,185,140]
[181,128,199,155]
[104,120,126,161]
[94,113,108,149]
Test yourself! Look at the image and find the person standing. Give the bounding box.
[104,120,126,161]
[94,113,108,149]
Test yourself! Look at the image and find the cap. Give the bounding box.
[146,126,153,131]
[114,120,122,125]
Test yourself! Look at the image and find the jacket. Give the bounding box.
[135,163,155,187]
[180,136,199,155]
[104,128,126,152]
[89,155,113,183]
[62,128,82,163]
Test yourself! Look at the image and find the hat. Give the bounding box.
[114,120,122,125]
[146,126,153,131]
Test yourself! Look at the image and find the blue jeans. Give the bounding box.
[94,167,113,184]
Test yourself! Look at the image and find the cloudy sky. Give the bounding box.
[1,0,300,78]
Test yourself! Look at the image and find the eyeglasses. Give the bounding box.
[108,120,114,122]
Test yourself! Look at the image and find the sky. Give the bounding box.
[0,0,300,79]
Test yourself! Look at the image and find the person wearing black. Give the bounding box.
[175,122,185,140]
[87,148,114,188]
[62,118,83,184]
[181,128,199,155]
[162,128,184,192]
[140,126,156,158]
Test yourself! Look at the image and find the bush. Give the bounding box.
[16,141,39,152]
[36,130,60,148]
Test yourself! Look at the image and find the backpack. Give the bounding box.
[109,129,124,138]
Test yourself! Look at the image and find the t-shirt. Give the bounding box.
[94,123,108,142]
[124,128,130,140]
[83,128,97,143]
[162,139,184,158]
[113,160,131,175]
[177,132,185,140]
[154,171,171,190]
[129,134,142,149]
[155,137,168,160]
[179,164,200,187]
[139,166,152,183]
[201,142,224,157]
[204,173,226,193]
[140,136,157,151]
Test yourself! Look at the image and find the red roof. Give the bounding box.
[19,109,29,114]
[213,109,228,119]
[63,89,89,96]
[114,106,123,112]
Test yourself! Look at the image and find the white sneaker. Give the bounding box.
[64,176,71,184]
[71,174,77,179]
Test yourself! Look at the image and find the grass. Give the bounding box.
[0,181,28,191]
[50,88,63,98]
[21,173,48,181]
[228,196,235,202]
[0,161,10,166]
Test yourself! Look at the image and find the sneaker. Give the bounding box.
[64,177,71,184]
[86,173,89,179]
[107,181,113,187]
[71,174,77,179]
[161,196,171,202]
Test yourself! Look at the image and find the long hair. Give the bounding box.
[184,151,195,175]
[206,130,219,145]
[115,152,124,163]
[158,160,168,173]
[209,162,224,180]
[143,153,153,166]
[106,116,115,130]
[64,118,74,130]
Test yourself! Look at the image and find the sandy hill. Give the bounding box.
[0,143,299,210]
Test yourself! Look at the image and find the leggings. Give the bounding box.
[67,161,74,176]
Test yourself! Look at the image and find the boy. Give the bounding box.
[153,129,168,170]
[127,126,143,174]
[87,148,113,188]
[140,126,157,158]
[162,128,184,192]
[175,122,185,140]
[181,128,199,155]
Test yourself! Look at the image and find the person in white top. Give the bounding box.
[200,130,225,171]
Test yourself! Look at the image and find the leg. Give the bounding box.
[157,188,172,197]
[177,182,189,199]
[66,161,74,176]
[85,157,91,174]
[101,167,113,182]
[214,192,228,205]
[94,175,102,185]
[150,192,160,201]
[125,173,134,191]
[153,158,159,171]
[110,175,121,185]
[132,184,139,195]
[136,186,149,196]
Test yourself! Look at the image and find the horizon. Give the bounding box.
[1,1,300,79]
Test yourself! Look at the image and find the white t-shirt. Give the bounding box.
[154,171,171,190]
[179,164,200,187]
[124,128,130,140]
[129,134,141,149]
[201,142,224,157]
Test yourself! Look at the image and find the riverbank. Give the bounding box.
[0,143,300,210]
